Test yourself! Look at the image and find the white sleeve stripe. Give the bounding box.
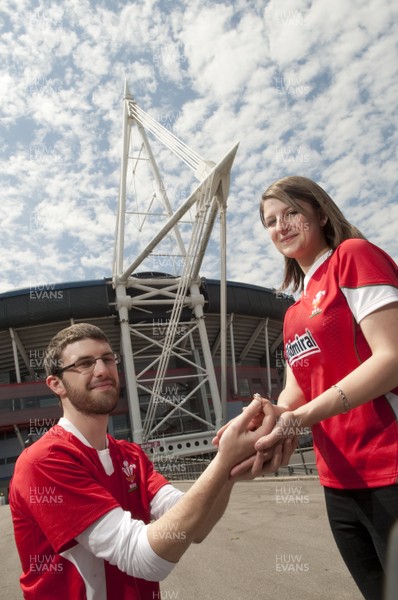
[60,544,106,600]
[76,507,175,582]
[150,484,184,520]
[137,524,177,581]
[340,285,398,323]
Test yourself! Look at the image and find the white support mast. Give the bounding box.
[112,81,239,457]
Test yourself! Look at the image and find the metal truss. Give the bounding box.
[112,81,239,457]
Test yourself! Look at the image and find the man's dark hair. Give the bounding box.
[44,323,110,376]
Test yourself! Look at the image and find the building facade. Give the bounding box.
[0,278,293,499]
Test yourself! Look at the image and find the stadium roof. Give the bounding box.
[0,278,293,379]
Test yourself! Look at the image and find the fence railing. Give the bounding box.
[154,438,318,481]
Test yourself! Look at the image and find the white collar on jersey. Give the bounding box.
[58,417,114,475]
[58,417,108,450]
[303,248,333,295]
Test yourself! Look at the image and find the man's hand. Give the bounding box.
[216,397,277,471]
[212,395,277,447]
[229,410,302,478]
[213,398,299,478]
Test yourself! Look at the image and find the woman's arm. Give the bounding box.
[296,301,398,426]
[256,302,398,451]
[276,363,307,411]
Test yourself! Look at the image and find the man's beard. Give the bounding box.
[62,378,120,415]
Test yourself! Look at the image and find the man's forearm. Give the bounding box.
[147,453,230,562]
[192,478,234,543]
[147,396,273,562]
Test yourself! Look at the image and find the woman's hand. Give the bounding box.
[230,436,298,479]
[212,396,298,478]
[254,410,305,452]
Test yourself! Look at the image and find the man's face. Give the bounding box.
[57,338,120,415]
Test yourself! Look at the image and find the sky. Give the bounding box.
[1,0,397,295]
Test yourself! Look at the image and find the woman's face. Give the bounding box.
[261,197,330,272]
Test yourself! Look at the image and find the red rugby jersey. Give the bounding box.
[10,425,169,599]
[284,238,398,488]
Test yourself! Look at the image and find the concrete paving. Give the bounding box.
[1,477,363,600]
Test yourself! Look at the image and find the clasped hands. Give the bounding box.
[213,395,299,480]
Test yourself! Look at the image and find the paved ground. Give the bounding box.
[1,476,363,600]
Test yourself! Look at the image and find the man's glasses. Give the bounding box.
[56,353,121,375]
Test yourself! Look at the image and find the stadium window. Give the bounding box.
[238,378,251,397]
[39,396,60,408]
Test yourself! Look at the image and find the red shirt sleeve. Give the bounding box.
[12,433,120,554]
[335,238,398,289]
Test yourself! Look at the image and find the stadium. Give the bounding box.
[0,276,294,500]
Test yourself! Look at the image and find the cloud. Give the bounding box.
[0,0,397,294]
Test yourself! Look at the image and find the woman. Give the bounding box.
[256,176,398,600]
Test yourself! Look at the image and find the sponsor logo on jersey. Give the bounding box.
[285,328,321,365]
[122,460,137,491]
[309,290,325,318]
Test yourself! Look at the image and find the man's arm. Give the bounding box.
[76,397,270,579]
[191,480,233,543]
[146,397,271,562]
[150,478,232,544]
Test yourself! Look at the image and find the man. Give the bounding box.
[10,323,275,599]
